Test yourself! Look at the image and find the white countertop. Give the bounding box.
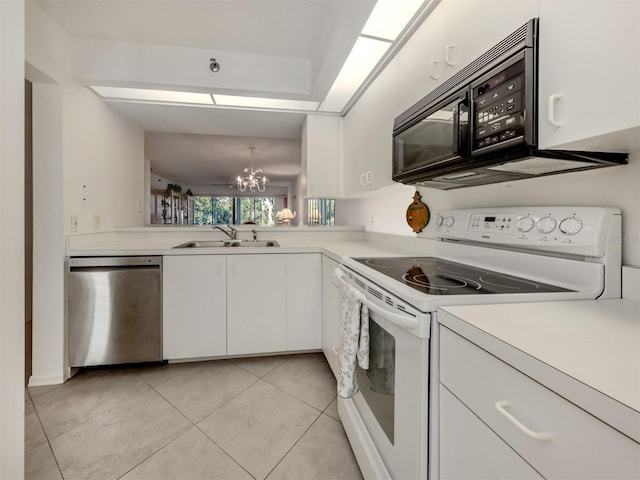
[438,299,640,442]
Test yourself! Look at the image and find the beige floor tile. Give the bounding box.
[25,392,47,451]
[324,397,340,422]
[199,380,320,480]
[27,383,64,399]
[264,353,336,410]
[121,426,252,480]
[230,354,291,377]
[32,368,150,439]
[25,442,62,480]
[267,414,363,480]
[50,389,190,480]
[129,360,203,388]
[154,360,258,422]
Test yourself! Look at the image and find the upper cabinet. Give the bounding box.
[301,114,341,198]
[538,0,640,151]
[397,0,540,113]
[342,57,400,196]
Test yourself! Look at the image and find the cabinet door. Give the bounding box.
[163,255,227,360]
[303,115,340,198]
[439,385,543,480]
[286,253,321,350]
[321,256,341,377]
[227,254,287,355]
[342,56,398,196]
[538,0,640,150]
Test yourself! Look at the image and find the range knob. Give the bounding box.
[434,215,444,227]
[559,216,583,235]
[443,216,455,227]
[517,216,535,233]
[536,215,557,234]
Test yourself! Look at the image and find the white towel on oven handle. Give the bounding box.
[337,282,370,399]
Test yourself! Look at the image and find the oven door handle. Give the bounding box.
[335,268,419,329]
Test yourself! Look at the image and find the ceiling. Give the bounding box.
[34,0,419,186]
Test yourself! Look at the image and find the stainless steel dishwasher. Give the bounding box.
[67,256,162,367]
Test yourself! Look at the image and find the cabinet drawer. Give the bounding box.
[440,385,543,480]
[440,326,640,479]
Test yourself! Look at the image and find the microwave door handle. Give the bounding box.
[334,268,419,329]
[452,94,468,156]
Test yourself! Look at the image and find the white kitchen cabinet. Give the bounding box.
[227,254,287,355]
[438,324,640,480]
[321,255,341,377]
[301,114,341,198]
[538,0,640,151]
[397,0,539,113]
[286,253,322,350]
[342,56,399,196]
[163,255,227,360]
[439,385,543,480]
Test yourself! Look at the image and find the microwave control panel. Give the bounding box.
[472,59,525,151]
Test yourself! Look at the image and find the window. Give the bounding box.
[307,198,336,225]
[193,196,277,225]
[193,196,232,225]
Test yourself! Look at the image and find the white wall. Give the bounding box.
[26,1,145,235]
[0,0,25,477]
[338,156,640,266]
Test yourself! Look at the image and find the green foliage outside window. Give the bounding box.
[193,196,276,225]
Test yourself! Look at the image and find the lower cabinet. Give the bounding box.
[163,255,227,360]
[438,324,640,480]
[321,255,341,377]
[286,253,322,351]
[163,253,322,360]
[227,254,287,355]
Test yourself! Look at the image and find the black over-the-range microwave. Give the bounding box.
[392,18,627,190]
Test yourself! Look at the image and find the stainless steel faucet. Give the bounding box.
[213,225,237,240]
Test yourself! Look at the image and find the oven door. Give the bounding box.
[336,269,430,480]
[393,88,469,183]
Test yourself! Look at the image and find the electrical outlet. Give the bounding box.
[71,216,79,232]
[136,200,143,213]
[94,215,101,230]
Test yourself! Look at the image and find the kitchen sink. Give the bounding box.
[173,240,279,248]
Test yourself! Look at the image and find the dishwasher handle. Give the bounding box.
[68,256,162,268]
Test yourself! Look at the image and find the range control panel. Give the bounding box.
[431,207,621,257]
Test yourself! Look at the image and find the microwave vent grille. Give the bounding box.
[395,20,535,131]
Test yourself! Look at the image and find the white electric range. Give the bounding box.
[335,206,622,480]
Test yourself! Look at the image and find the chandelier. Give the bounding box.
[236,146,268,192]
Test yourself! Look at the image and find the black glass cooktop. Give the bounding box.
[353,257,573,296]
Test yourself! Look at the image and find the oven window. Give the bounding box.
[356,319,396,444]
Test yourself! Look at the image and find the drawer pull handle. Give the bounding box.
[332,346,340,355]
[494,401,552,441]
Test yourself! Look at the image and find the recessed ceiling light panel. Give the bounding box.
[362,0,426,40]
[89,86,214,105]
[318,36,391,113]
[212,94,319,111]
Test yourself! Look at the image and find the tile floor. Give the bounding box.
[25,353,363,480]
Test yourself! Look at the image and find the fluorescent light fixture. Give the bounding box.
[362,0,426,41]
[89,86,213,104]
[318,36,391,112]
[213,94,319,111]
